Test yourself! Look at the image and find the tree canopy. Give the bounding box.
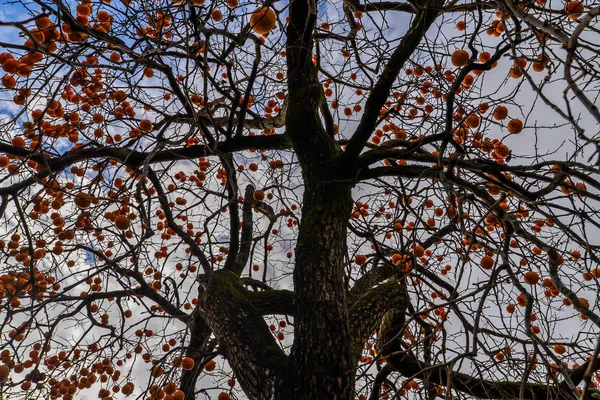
[0,0,599,399]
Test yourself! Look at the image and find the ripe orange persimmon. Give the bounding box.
[250,7,277,35]
[553,344,566,354]
[576,297,589,309]
[465,113,480,128]
[355,254,367,265]
[211,9,223,22]
[218,392,231,400]
[12,136,26,148]
[92,113,104,124]
[114,215,130,231]
[1,75,16,89]
[35,16,52,29]
[480,256,494,270]
[140,119,153,132]
[121,382,134,395]
[414,245,425,257]
[253,190,265,202]
[164,382,178,394]
[74,192,93,209]
[451,49,470,67]
[203,359,215,371]
[181,357,194,371]
[507,118,523,134]
[532,60,545,72]
[565,1,584,19]
[493,106,508,120]
[173,391,185,400]
[0,364,9,383]
[523,271,540,285]
[2,59,19,75]
[97,11,111,22]
[0,156,9,168]
[76,4,92,17]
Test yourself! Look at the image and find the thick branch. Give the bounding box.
[342,0,444,164]
[199,270,287,400]
[348,280,408,363]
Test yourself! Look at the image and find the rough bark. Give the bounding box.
[348,280,408,363]
[179,309,212,397]
[199,270,287,400]
[280,0,357,396]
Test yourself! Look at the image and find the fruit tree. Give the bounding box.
[0,0,599,399]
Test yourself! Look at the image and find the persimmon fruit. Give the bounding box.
[114,215,130,231]
[203,359,215,371]
[451,50,470,67]
[355,254,367,265]
[74,192,93,209]
[507,119,523,134]
[0,365,9,383]
[250,7,277,35]
[523,271,540,285]
[480,256,494,270]
[565,1,584,19]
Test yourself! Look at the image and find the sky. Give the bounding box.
[0,0,599,399]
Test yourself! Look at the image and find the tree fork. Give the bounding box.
[199,270,287,400]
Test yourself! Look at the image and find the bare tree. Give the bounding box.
[0,0,599,399]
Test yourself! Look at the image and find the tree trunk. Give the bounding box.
[282,179,355,399]
[199,270,287,400]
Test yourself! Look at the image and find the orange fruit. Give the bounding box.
[253,190,265,202]
[0,156,9,168]
[451,50,470,67]
[218,392,231,400]
[413,245,425,257]
[97,11,111,22]
[203,359,215,371]
[180,357,195,370]
[354,254,367,265]
[114,215,130,231]
[211,9,223,22]
[480,256,494,270]
[523,271,539,285]
[553,344,566,354]
[2,58,20,74]
[164,382,178,394]
[76,4,91,17]
[250,7,277,35]
[577,298,589,309]
[173,391,185,400]
[493,105,508,120]
[1,75,16,89]
[565,1,584,19]
[140,119,153,132]
[74,192,93,209]
[465,113,480,128]
[507,118,523,134]
[0,365,9,383]
[121,382,134,395]
[92,113,104,124]
[12,137,26,148]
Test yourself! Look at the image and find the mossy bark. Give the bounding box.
[279,0,357,396]
[199,270,287,400]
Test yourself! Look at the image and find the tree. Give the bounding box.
[0,0,599,398]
